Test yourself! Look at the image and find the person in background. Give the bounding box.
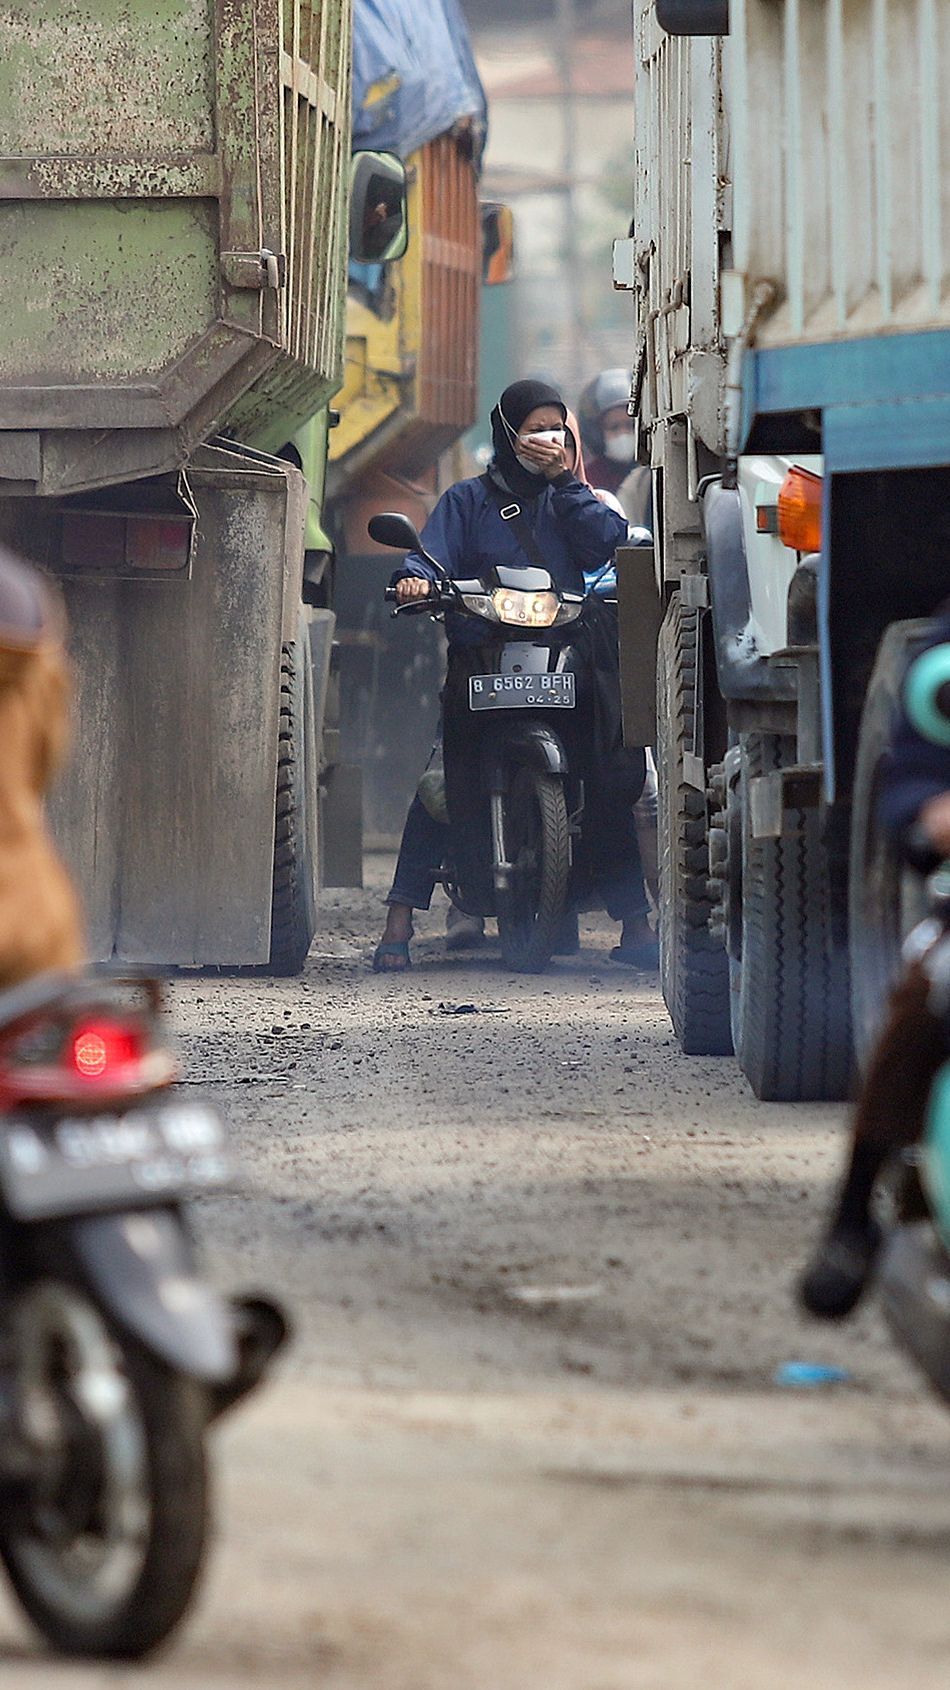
[577,368,638,497]
[0,546,83,986]
[373,378,656,973]
[577,369,653,532]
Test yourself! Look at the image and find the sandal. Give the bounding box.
[372,940,412,973]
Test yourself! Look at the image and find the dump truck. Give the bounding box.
[615,0,950,1099]
[0,1,406,970]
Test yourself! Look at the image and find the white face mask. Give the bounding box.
[514,427,565,473]
[604,431,635,465]
[521,428,566,448]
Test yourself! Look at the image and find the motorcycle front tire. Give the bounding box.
[0,1279,208,1660]
[497,766,570,973]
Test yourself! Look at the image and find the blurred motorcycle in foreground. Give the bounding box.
[802,637,950,1405]
[0,970,287,1658]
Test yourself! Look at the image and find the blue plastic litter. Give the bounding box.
[353,0,487,161]
[773,1361,853,1388]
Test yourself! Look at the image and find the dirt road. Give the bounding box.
[3,860,949,1688]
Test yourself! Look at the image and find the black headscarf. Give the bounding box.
[490,379,567,503]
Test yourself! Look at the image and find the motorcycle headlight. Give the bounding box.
[491,588,559,628]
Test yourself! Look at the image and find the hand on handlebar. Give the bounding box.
[394,575,433,605]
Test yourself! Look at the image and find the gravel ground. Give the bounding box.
[2,856,949,1688]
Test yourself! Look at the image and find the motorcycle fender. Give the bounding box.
[63,1210,237,1385]
[500,721,568,778]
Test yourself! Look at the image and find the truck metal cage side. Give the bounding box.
[0,0,352,496]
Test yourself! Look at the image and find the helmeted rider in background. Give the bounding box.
[577,368,653,533]
[372,378,657,974]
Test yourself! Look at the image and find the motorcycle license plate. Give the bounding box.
[0,1102,232,1221]
[469,672,575,711]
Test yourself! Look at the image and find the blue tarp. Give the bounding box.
[352,0,487,163]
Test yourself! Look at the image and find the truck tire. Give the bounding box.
[849,620,934,1066]
[269,638,318,975]
[733,732,852,1101]
[656,594,732,1055]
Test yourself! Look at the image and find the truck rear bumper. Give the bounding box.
[742,328,950,472]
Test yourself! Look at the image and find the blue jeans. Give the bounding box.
[386,795,446,910]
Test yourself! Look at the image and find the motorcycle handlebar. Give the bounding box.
[384,581,440,616]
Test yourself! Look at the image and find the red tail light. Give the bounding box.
[69,1022,142,1081]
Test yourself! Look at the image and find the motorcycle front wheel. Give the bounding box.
[497,767,570,972]
[1,1279,208,1660]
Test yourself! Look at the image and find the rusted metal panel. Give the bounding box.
[0,156,224,200]
[731,0,950,347]
[417,134,481,439]
[0,0,352,495]
[0,2,216,156]
[632,2,727,453]
[28,446,303,965]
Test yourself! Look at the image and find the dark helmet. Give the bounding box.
[577,368,632,457]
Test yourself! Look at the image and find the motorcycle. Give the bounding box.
[0,969,287,1659]
[369,510,614,972]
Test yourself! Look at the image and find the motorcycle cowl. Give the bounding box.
[63,1209,238,1385]
[878,1221,950,1404]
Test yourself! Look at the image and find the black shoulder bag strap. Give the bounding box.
[480,472,551,572]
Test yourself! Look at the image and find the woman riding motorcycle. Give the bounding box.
[372,378,656,973]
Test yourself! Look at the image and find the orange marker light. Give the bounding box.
[777,466,823,553]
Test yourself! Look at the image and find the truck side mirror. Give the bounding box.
[656,0,729,35]
[350,151,409,264]
[481,202,514,286]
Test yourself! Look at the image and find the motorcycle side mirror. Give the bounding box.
[368,512,422,552]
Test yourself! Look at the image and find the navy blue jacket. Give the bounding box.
[394,471,627,647]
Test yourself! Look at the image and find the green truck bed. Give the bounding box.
[0,0,351,495]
